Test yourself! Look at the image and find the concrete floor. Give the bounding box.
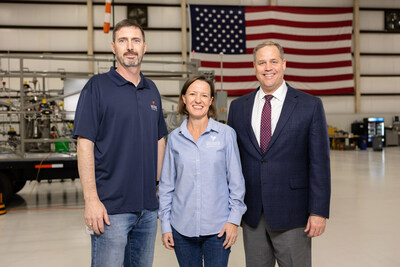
[1,147,400,267]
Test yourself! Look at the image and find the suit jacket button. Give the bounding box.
[261,160,266,164]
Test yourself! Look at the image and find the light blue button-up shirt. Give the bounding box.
[158,118,247,237]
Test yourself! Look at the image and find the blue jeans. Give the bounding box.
[90,210,157,267]
[172,227,231,267]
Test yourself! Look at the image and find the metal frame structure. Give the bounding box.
[0,54,200,202]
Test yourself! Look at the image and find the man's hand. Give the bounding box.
[304,214,326,237]
[85,198,110,235]
[162,232,175,250]
[218,222,238,249]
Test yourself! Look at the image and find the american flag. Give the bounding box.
[189,5,354,96]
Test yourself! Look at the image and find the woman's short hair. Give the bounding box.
[178,75,217,119]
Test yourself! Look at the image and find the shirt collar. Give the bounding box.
[256,80,288,103]
[179,117,219,139]
[107,67,148,89]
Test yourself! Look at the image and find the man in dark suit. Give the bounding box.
[228,41,331,267]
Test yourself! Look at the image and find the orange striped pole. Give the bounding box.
[103,0,112,33]
[0,193,6,215]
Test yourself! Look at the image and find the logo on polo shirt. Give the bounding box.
[150,101,158,111]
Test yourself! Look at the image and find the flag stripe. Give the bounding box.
[212,79,354,90]
[246,25,353,36]
[194,52,351,63]
[246,12,353,23]
[224,88,354,96]
[246,47,351,55]
[246,19,353,28]
[245,6,353,15]
[214,74,354,83]
[201,60,352,69]
[246,32,352,42]
[209,66,353,77]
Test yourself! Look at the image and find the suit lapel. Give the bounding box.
[244,89,263,155]
[266,85,298,153]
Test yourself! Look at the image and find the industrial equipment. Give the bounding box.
[0,54,200,203]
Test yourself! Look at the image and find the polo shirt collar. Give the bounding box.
[107,67,148,89]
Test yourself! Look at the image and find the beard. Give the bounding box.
[117,50,142,67]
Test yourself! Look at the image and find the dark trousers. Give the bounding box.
[172,227,231,267]
[242,214,311,267]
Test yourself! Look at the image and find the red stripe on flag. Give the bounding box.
[245,6,353,15]
[246,47,351,55]
[246,32,352,42]
[224,87,355,96]
[215,74,354,83]
[287,61,352,69]
[202,60,352,69]
[299,87,354,95]
[246,19,353,28]
[215,75,258,83]
[285,74,354,83]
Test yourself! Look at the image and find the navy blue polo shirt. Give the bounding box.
[72,67,168,214]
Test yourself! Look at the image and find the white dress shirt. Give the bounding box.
[251,81,288,146]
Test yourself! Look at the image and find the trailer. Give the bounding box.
[0,152,79,203]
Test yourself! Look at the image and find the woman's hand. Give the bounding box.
[218,222,238,249]
[162,232,175,250]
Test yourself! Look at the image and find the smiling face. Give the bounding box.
[182,80,214,120]
[111,26,146,68]
[254,45,286,94]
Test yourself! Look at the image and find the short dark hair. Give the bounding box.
[178,75,217,119]
[253,41,285,62]
[112,19,145,42]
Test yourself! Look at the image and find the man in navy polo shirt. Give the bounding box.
[72,19,168,267]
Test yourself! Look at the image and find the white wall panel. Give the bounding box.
[148,7,181,28]
[0,29,87,52]
[154,80,182,96]
[361,77,400,94]
[360,56,400,75]
[320,96,355,114]
[93,30,114,51]
[145,31,182,52]
[360,11,384,31]
[360,0,400,8]
[361,95,400,113]
[0,4,87,26]
[360,34,400,54]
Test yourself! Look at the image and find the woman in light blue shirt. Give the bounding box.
[158,75,247,267]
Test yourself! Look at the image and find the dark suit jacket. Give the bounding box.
[228,84,331,230]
